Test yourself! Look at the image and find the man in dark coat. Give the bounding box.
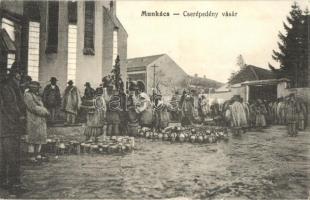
[0,64,27,193]
[43,77,61,122]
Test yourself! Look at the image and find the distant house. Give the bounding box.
[189,74,223,94]
[229,65,276,85]
[212,65,290,102]
[126,54,188,98]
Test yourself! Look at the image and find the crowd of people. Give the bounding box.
[0,62,308,195]
[196,94,308,136]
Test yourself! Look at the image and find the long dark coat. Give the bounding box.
[42,84,61,109]
[0,79,25,137]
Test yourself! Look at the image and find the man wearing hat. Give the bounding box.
[0,62,27,193]
[62,80,81,125]
[43,77,61,123]
[24,81,49,161]
[83,82,95,100]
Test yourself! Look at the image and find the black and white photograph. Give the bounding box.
[0,0,309,199]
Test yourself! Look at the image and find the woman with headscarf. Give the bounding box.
[181,94,194,126]
[82,89,106,141]
[249,100,257,128]
[277,98,285,125]
[106,88,123,136]
[255,99,267,130]
[286,94,298,136]
[153,94,170,131]
[136,92,153,128]
[296,99,307,130]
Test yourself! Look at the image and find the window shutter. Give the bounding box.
[68,1,77,24]
[46,1,59,54]
[83,1,95,55]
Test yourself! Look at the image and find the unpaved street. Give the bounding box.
[1,126,310,199]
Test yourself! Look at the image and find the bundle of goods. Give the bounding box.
[43,136,135,155]
[136,126,229,144]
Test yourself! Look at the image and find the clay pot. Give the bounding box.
[153,132,159,139]
[163,133,169,141]
[197,135,204,143]
[190,135,196,143]
[179,133,185,142]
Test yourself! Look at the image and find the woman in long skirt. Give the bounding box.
[82,89,106,141]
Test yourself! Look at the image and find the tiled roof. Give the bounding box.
[229,65,275,85]
[126,54,166,68]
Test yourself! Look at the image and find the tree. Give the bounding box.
[269,2,309,87]
[111,55,124,91]
[236,54,246,70]
[228,55,247,83]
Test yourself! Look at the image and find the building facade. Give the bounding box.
[0,0,127,92]
[127,54,188,99]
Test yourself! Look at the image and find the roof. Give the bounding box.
[102,7,128,36]
[229,65,276,85]
[189,76,223,89]
[126,54,166,69]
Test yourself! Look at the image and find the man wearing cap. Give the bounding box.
[62,80,81,125]
[24,81,49,161]
[43,77,61,123]
[0,62,27,193]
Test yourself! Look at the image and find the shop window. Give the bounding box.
[67,25,77,83]
[46,1,59,53]
[83,1,95,55]
[27,22,40,81]
[112,29,118,65]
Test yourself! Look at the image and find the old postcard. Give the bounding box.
[0,0,309,199]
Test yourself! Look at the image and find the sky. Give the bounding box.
[117,0,308,83]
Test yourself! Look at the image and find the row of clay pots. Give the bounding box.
[43,136,135,155]
[136,126,229,143]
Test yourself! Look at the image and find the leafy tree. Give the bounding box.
[269,2,309,87]
[236,54,246,70]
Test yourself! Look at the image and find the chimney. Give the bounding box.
[194,74,198,78]
[109,0,116,16]
[203,75,206,79]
